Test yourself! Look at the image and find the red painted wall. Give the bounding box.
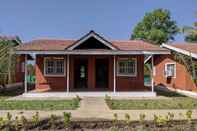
[154,55,197,91]
[35,55,146,91]
[15,55,25,83]
[35,55,67,91]
[116,55,146,91]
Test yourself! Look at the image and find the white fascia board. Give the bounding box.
[15,50,170,55]
[162,43,197,59]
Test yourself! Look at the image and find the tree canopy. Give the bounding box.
[131,9,179,45]
[183,21,197,43]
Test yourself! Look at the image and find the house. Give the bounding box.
[154,43,197,91]
[15,31,169,97]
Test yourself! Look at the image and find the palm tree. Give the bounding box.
[0,39,20,85]
[182,13,197,42]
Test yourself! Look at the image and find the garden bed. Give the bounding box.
[106,97,197,110]
[1,118,197,131]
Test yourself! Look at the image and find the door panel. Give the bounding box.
[95,58,109,89]
[74,59,88,89]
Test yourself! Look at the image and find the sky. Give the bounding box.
[0,0,196,42]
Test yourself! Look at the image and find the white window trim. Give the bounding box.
[44,57,66,77]
[164,62,176,78]
[117,58,137,77]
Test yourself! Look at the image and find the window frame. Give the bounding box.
[44,57,66,77]
[117,58,137,77]
[164,62,176,78]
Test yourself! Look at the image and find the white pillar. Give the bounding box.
[24,54,27,93]
[66,55,70,93]
[151,55,154,92]
[113,55,116,93]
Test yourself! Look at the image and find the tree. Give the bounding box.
[131,9,179,45]
[183,21,197,42]
[0,39,20,84]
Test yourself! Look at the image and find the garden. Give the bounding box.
[0,110,196,131]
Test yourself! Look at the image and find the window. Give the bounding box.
[44,57,65,76]
[165,63,176,78]
[117,58,137,76]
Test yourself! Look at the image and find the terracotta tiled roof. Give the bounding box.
[112,40,167,51]
[167,43,197,54]
[15,39,74,51]
[15,39,168,52]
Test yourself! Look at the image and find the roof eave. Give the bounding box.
[15,50,170,55]
[162,43,197,59]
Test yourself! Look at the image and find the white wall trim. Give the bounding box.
[117,58,137,77]
[162,43,197,59]
[164,62,176,78]
[15,50,170,55]
[67,32,118,50]
[43,57,66,77]
[113,55,116,93]
[66,55,69,92]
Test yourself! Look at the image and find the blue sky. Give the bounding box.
[0,0,196,42]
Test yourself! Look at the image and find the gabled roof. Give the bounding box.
[15,31,170,55]
[67,30,118,50]
[162,43,197,59]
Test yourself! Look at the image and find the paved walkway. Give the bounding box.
[1,97,197,121]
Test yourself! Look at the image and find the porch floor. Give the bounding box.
[21,91,156,98]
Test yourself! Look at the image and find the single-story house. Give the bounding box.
[15,31,170,97]
[154,43,197,91]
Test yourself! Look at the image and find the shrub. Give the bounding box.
[14,116,20,131]
[49,114,56,130]
[186,110,192,123]
[20,115,28,130]
[0,117,5,128]
[153,114,167,126]
[124,113,131,125]
[63,112,71,128]
[32,112,40,126]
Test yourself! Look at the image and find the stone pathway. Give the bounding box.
[1,97,197,121]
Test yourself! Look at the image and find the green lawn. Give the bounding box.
[0,98,80,110]
[106,97,197,110]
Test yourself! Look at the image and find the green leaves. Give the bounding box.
[131,8,179,45]
[183,19,197,42]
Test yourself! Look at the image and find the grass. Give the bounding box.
[0,98,80,110]
[106,97,197,110]
[106,90,197,110]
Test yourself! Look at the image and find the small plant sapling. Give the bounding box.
[6,112,12,129]
[6,112,12,122]
[112,113,118,127]
[72,95,81,108]
[14,116,20,131]
[186,110,192,123]
[153,115,167,126]
[32,112,40,130]
[125,113,131,125]
[139,113,146,125]
[63,112,71,130]
[20,115,28,130]
[165,112,174,128]
[49,114,56,130]
[0,117,5,129]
